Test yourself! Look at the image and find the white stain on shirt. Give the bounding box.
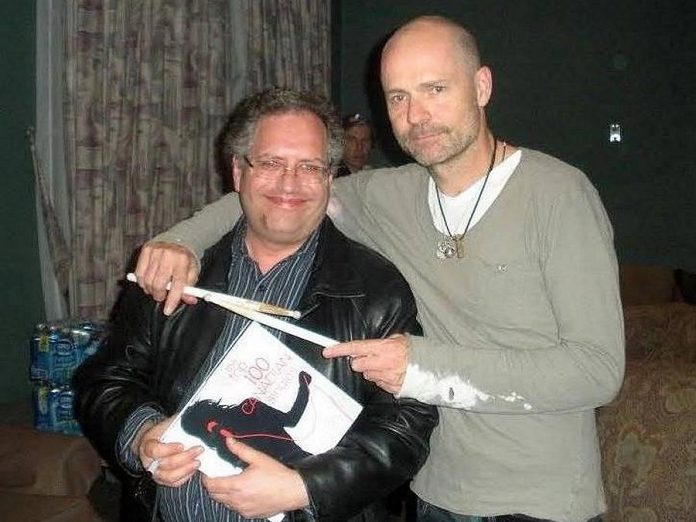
[399,363,533,411]
[498,391,533,410]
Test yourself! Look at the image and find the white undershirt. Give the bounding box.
[428,150,522,235]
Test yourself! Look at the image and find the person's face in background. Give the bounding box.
[343,122,372,172]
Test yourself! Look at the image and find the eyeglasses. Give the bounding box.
[243,156,330,184]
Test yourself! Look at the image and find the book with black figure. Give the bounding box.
[160,321,363,479]
[179,371,313,468]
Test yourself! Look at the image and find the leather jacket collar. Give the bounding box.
[197,217,366,307]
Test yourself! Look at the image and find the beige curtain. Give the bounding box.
[60,0,332,319]
[63,0,231,318]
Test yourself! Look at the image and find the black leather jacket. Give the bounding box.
[74,218,437,521]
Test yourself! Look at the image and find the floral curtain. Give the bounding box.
[63,0,231,318]
[58,0,332,319]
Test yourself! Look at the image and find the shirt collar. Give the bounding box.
[229,216,321,268]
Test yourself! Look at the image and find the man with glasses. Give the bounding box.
[74,88,437,522]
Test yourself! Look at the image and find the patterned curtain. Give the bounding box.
[247,0,331,96]
[60,0,332,319]
[63,0,231,318]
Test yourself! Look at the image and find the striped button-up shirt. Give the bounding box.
[117,218,319,521]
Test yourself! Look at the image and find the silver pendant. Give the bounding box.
[436,237,457,259]
[436,235,466,259]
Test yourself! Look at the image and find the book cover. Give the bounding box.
[160,321,363,479]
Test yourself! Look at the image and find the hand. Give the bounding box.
[202,437,309,518]
[134,241,199,315]
[135,417,203,488]
[323,334,410,394]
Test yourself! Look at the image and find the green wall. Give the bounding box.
[335,0,696,271]
[0,2,43,403]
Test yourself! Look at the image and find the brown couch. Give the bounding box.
[0,425,103,522]
[597,266,696,521]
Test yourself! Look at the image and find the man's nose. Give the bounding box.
[406,97,430,126]
[277,166,302,190]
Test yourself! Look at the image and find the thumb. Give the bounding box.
[225,437,270,466]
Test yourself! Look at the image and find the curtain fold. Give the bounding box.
[29,128,71,299]
[247,0,331,95]
[35,0,71,319]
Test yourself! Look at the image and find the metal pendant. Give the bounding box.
[436,235,466,259]
[454,235,466,258]
[436,236,457,259]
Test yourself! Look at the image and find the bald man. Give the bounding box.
[134,16,623,522]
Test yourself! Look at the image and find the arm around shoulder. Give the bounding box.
[153,192,241,260]
[134,192,243,309]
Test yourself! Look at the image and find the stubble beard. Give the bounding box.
[396,125,476,168]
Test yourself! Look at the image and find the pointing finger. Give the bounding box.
[322,340,373,359]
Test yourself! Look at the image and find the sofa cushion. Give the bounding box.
[597,359,696,521]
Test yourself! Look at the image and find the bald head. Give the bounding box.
[382,16,481,75]
[379,15,493,176]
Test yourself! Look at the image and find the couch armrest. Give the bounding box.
[0,426,101,497]
[624,302,696,362]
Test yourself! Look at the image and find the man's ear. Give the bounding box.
[475,65,493,108]
[231,155,242,193]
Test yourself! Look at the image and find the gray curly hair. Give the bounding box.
[222,88,344,170]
